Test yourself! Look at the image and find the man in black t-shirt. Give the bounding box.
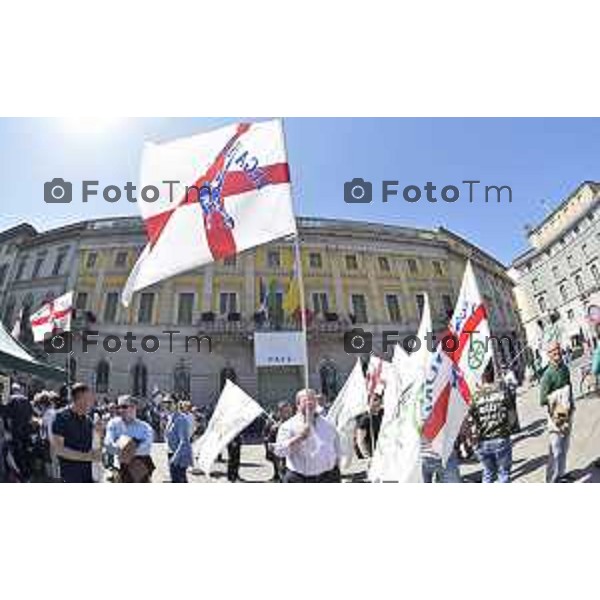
[51,383,100,483]
[469,383,512,483]
[355,393,384,458]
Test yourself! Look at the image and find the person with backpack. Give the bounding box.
[540,340,574,482]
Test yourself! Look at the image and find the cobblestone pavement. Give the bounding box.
[148,384,600,483]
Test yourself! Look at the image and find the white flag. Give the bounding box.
[369,294,432,482]
[423,261,491,462]
[30,292,73,343]
[193,380,263,476]
[10,309,22,340]
[326,358,368,470]
[122,119,296,306]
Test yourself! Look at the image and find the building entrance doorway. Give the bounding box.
[257,366,303,409]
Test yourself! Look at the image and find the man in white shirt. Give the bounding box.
[274,388,342,482]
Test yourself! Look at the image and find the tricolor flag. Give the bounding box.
[422,261,492,462]
[30,292,74,343]
[122,119,296,306]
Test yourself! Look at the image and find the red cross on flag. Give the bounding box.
[366,355,392,397]
[30,291,74,343]
[122,119,296,306]
[422,260,492,462]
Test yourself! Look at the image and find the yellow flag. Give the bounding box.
[283,276,300,315]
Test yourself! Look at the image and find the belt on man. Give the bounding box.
[287,467,339,482]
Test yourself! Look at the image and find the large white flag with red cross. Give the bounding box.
[122,120,296,306]
[30,291,74,343]
[422,261,492,462]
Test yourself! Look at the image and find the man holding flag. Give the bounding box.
[275,388,342,482]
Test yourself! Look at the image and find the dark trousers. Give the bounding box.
[506,389,521,433]
[265,447,285,482]
[227,442,241,482]
[11,437,31,481]
[169,462,188,483]
[283,467,341,483]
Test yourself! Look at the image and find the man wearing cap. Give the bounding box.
[104,395,155,483]
[274,388,342,482]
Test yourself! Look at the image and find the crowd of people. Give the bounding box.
[0,382,212,483]
[1,336,598,483]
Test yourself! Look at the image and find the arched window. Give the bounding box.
[131,362,148,398]
[69,356,77,384]
[96,360,110,394]
[220,366,237,392]
[319,361,339,401]
[173,360,191,398]
[22,292,34,310]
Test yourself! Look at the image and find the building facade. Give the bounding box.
[0,216,524,407]
[511,182,600,359]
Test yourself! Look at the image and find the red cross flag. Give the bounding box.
[30,291,74,343]
[422,260,492,461]
[122,120,296,306]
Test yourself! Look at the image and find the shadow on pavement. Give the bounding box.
[566,459,600,483]
[511,418,546,446]
[510,454,547,481]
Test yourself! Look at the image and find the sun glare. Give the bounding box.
[61,117,123,135]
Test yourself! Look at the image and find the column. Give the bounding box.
[366,254,384,322]
[330,250,345,316]
[244,253,256,318]
[202,264,214,313]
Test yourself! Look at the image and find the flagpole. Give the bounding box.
[65,354,71,401]
[280,118,309,391]
[293,232,310,390]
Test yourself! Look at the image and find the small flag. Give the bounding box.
[10,309,22,340]
[30,291,73,343]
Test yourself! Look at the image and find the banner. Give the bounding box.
[254,331,306,367]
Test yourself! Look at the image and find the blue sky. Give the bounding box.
[1,117,599,265]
